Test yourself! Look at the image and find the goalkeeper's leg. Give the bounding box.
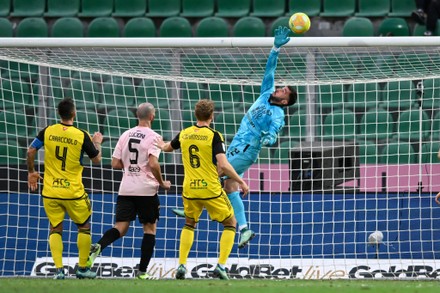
[227,190,255,248]
[227,191,247,230]
[223,179,255,249]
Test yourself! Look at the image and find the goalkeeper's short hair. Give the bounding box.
[287,86,297,106]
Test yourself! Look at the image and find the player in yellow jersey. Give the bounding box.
[27,98,103,279]
[156,99,249,280]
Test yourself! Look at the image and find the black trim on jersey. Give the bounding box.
[212,131,225,155]
[170,131,181,150]
[182,191,223,201]
[41,192,88,201]
[36,126,48,142]
[78,128,99,159]
[212,131,224,166]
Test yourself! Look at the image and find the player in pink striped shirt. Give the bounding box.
[86,102,171,280]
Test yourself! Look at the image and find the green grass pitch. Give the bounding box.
[1,278,439,293]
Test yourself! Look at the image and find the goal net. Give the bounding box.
[1,37,440,279]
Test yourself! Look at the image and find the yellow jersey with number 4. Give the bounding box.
[30,123,99,199]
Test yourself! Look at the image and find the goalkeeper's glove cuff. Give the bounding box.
[272,46,281,52]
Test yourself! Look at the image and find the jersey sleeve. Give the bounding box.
[112,137,122,160]
[29,127,47,150]
[149,134,162,158]
[170,132,181,150]
[81,131,99,159]
[212,131,225,156]
[259,49,279,96]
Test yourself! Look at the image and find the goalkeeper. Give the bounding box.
[174,26,297,249]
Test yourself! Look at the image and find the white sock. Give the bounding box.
[239,225,247,232]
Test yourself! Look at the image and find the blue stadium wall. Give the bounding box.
[1,191,440,276]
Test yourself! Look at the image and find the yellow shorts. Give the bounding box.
[183,190,234,223]
[43,194,92,227]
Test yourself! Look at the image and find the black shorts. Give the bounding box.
[115,195,160,224]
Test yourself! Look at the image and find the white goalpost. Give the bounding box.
[1,37,440,279]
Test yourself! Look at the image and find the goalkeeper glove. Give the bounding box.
[261,131,277,146]
[274,26,291,48]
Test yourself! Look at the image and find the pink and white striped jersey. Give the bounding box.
[112,126,162,196]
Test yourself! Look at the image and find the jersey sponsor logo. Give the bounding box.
[52,178,70,188]
[189,179,208,189]
[128,165,141,172]
[250,105,272,120]
[48,135,78,146]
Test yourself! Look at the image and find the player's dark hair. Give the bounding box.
[286,86,297,106]
[58,98,75,120]
[195,99,214,121]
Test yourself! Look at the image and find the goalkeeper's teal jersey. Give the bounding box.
[235,48,285,147]
[226,48,285,174]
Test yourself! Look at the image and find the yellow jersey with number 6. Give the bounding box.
[32,123,99,199]
[171,125,225,200]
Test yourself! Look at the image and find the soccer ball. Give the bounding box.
[368,231,383,245]
[289,12,311,34]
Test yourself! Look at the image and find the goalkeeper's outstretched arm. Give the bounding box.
[260,26,291,95]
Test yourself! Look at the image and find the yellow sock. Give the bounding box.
[218,226,235,265]
[179,225,194,265]
[49,232,63,269]
[77,228,91,268]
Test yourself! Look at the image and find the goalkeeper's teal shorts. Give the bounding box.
[226,141,259,178]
